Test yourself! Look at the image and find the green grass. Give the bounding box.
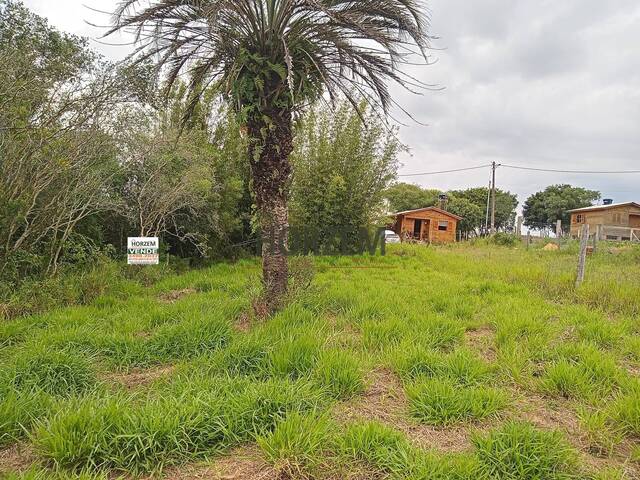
[1,243,639,478]
[257,412,332,477]
[473,422,578,479]
[406,378,508,426]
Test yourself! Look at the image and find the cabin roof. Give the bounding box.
[567,202,640,213]
[394,206,463,220]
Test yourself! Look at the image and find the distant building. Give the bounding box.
[392,207,462,244]
[567,202,640,241]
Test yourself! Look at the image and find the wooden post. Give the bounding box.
[592,229,598,253]
[576,224,590,288]
[517,216,523,237]
[596,224,602,242]
[556,220,562,246]
[526,231,531,250]
[490,161,497,235]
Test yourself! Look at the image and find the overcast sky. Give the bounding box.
[23,0,640,210]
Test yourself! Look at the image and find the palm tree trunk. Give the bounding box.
[247,107,293,314]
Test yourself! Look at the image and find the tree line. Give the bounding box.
[0,1,401,289]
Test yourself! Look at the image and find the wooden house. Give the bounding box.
[568,202,640,241]
[393,207,462,244]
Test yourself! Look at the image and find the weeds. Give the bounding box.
[2,244,640,478]
[406,378,508,426]
[473,422,578,479]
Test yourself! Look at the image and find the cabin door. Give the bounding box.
[413,219,423,239]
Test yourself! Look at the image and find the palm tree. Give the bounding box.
[108,0,432,313]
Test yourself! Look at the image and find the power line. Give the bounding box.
[398,162,640,177]
[398,164,490,177]
[500,164,640,174]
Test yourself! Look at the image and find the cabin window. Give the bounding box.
[576,214,584,223]
[613,213,622,223]
[438,221,448,231]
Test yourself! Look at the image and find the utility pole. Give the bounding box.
[490,161,497,235]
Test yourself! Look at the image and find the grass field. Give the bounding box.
[1,242,640,479]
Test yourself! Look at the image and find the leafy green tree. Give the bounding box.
[384,183,441,213]
[449,187,518,233]
[0,0,128,279]
[523,184,600,232]
[289,103,401,253]
[447,197,484,237]
[109,0,432,312]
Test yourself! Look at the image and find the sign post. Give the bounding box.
[127,237,159,265]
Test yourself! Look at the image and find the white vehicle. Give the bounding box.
[384,230,401,244]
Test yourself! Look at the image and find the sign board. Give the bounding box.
[127,237,159,265]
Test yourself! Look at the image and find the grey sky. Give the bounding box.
[24,0,640,209]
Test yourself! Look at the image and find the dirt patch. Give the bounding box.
[158,288,197,304]
[464,326,497,362]
[160,447,278,480]
[105,365,176,390]
[235,312,255,333]
[513,391,640,477]
[333,368,475,453]
[0,442,37,474]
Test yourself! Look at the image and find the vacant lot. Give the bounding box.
[1,243,640,479]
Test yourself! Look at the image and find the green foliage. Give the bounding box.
[523,184,600,232]
[312,350,364,400]
[384,183,441,213]
[6,347,97,397]
[289,103,401,253]
[406,378,508,426]
[450,187,519,233]
[491,233,520,247]
[257,412,332,477]
[473,422,578,479]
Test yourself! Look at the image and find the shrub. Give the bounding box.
[491,233,520,247]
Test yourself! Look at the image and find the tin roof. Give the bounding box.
[567,202,640,213]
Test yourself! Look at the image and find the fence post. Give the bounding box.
[556,220,562,246]
[596,224,602,242]
[517,216,523,237]
[526,231,531,250]
[576,224,590,288]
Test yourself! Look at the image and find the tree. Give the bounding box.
[449,187,518,233]
[446,197,483,238]
[289,102,400,253]
[109,0,432,313]
[0,0,130,279]
[384,183,441,213]
[523,184,600,232]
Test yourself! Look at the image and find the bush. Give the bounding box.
[491,233,520,247]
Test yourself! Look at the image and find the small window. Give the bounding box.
[613,213,622,224]
[438,221,448,231]
[576,214,584,223]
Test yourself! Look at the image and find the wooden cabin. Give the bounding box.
[568,202,640,241]
[393,207,462,244]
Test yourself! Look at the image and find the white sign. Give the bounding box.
[127,237,159,265]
